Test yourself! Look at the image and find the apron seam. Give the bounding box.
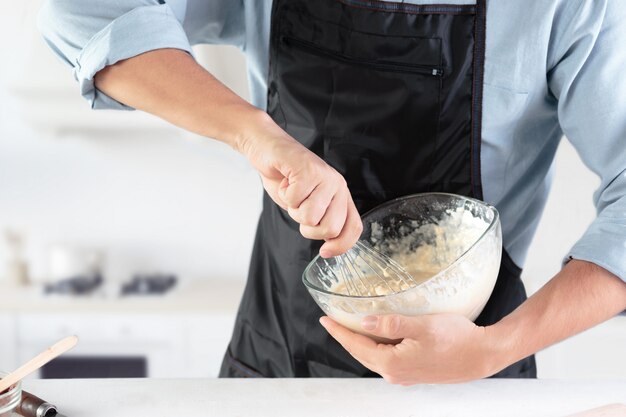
[225,348,265,378]
[470,0,487,200]
[336,0,477,15]
[282,7,445,40]
[239,318,285,349]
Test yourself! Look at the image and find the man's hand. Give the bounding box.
[94,49,362,257]
[319,314,499,385]
[237,112,362,257]
[321,260,626,385]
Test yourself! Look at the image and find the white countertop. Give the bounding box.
[22,378,626,417]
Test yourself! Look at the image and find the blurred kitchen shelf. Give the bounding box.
[0,280,245,378]
[0,279,245,314]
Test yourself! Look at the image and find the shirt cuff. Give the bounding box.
[565,218,626,282]
[74,4,193,110]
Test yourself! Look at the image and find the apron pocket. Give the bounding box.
[282,36,443,76]
[276,8,446,202]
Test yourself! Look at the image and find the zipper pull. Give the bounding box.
[432,68,443,76]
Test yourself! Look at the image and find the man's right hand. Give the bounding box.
[93,49,361,257]
[237,112,362,258]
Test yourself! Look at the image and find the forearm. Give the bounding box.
[487,259,626,374]
[94,48,272,152]
[94,47,361,255]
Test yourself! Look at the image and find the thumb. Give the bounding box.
[361,314,419,341]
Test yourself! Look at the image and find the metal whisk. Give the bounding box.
[322,241,419,297]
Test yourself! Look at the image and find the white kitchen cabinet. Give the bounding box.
[0,281,245,378]
[14,312,229,379]
[183,314,236,377]
[0,314,18,372]
[2,280,625,379]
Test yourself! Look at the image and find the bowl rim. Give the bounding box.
[302,192,500,299]
[0,371,22,406]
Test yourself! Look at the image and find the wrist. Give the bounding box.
[481,322,519,377]
[231,109,287,156]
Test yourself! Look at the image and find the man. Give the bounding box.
[38,0,626,383]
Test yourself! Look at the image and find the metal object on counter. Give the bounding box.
[44,273,103,296]
[47,245,103,284]
[120,273,177,296]
[17,391,57,417]
[17,391,70,417]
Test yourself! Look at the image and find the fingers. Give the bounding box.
[279,165,360,256]
[299,188,348,240]
[261,176,288,210]
[288,182,336,227]
[252,135,360,254]
[319,196,363,257]
[361,314,423,340]
[278,171,318,209]
[319,316,391,373]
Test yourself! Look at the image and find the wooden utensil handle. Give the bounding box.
[0,335,78,393]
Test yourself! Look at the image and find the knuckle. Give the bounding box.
[324,222,343,239]
[287,207,300,221]
[386,316,402,338]
[310,160,325,178]
[302,212,320,227]
[296,205,322,227]
[282,183,298,202]
[337,174,347,188]
[299,225,315,239]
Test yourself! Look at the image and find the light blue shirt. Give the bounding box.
[38,0,626,282]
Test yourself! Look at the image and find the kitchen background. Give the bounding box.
[1,2,624,380]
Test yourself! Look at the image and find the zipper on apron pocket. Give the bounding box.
[282,36,443,76]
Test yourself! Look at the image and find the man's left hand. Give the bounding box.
[320,314,502,385]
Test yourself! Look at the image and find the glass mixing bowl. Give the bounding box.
[303,193,502,337]
[0,372,21,417]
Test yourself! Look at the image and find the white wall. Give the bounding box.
[0,2,261,283]
[523,140,599,294]
[0,117,262,282]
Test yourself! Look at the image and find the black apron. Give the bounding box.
[220,0,536,378]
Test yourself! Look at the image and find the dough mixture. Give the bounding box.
[321,205,501,335]
[330,206,489,296]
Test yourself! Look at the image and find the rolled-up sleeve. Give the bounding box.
[548,0,626,281]
[37,0,193,110]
